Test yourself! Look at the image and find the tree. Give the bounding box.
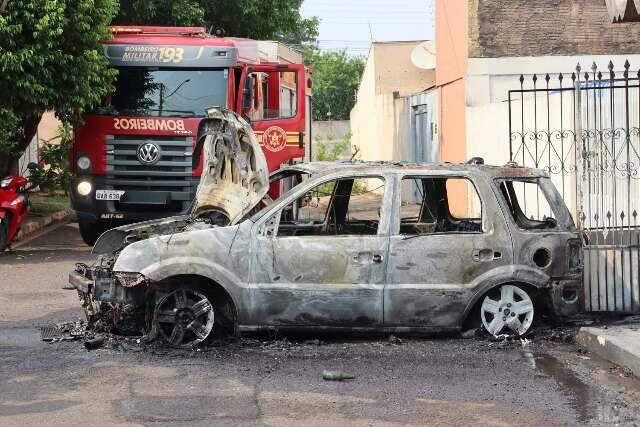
[0,0,119,173]
[304,48,365,121]
[115,0,319,44]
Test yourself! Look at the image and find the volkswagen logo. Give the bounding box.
[137,143,160,164]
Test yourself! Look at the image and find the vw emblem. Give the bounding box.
[137,143,160,164]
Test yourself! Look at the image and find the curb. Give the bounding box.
[576,326,640,378]
[14,208,73,242]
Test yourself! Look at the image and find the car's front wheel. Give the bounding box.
[153,287,216,348]
[480,284,535,336]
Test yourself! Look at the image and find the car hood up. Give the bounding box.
[92,108,269,256]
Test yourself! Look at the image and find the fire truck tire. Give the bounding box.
[78,221,105,246]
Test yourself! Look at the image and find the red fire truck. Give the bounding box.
[71,26,312,245]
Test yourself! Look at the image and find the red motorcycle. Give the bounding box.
[0,162,37,251]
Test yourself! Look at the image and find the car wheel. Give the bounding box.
[480,284,534,336]
[0,221,8,252]
[78,221,104,246]
[153,287,216,348]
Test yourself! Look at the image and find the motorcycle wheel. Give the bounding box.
[0,221,8,252]
[78,221,104,246]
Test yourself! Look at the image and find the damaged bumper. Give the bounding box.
[69,265,147,319]
[548,278,583,317]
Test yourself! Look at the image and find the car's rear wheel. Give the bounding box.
[153,287,216,348]
[480,284,534,336]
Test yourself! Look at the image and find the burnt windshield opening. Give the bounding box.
[94,67,229,117]
[498,179,558,230]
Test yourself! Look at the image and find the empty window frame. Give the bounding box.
[399,176,482,235]
[498,179,558,230]
[277,176,385,237]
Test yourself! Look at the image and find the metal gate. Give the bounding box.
[508,61,640,313]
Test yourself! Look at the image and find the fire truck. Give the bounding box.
[70,26,312,245]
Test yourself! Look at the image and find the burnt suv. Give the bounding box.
[69,109,583,347]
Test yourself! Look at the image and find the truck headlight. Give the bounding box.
[1,177,12,188]
[77,181,92,196]
[77,156,91,171]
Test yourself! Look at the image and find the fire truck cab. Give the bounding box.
[71,26,312,245]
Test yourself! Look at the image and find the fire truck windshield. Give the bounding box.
[95,67,229,117]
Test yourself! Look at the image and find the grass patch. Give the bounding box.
[29,193,70,215]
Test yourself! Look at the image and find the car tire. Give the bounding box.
[480,284,535,337]
[153,285,217,348]
[78,221,104,246]
[0,220,8,252]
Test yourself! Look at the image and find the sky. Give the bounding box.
[300,0,434,56]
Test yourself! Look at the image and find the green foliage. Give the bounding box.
[116,0,319,44]
[304,48,365,121]
[30,126,73,193]
[0,0,119,165]
[29,193,70,214]
[314,136,351,162]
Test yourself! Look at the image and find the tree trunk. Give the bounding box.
[8,114,41,175]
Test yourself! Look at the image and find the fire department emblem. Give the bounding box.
[262,126,288,152]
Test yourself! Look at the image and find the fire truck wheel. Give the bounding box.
[78,221,105,246]
[0,221,8,252]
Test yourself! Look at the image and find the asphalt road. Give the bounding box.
[1,222,640,426]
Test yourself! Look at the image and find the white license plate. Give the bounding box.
[95,190,125,201]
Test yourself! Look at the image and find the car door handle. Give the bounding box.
[473,249,501,262]
[372,254,383,263]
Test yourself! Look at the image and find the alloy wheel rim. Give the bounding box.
[154,289,215,348]
[481,285,534,336]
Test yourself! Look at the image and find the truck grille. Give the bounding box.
[105,135,196,211]
[105,135,194,192]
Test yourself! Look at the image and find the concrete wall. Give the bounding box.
[469,0,640,58]
[435,0,468,164]
[17,112,62,175]
[351,42,436,163]
[311,120,352,160]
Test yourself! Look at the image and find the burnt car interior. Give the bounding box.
[399,176,482,234]
[277,176,385,237]
[498,179,558,230]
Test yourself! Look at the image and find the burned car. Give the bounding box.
[69,109,583,347]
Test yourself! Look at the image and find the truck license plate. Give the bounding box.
[95,190,125,201]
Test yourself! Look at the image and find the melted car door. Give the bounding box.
[247,176,391,327]
[383,175,513,328]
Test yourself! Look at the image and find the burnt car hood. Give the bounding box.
[92,108,269,256]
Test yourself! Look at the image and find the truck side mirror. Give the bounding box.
[242,75,253,110]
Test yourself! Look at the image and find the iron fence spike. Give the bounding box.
[519,74,524,84]
[545,73,550,82]
[598,71,603,80]
[571,72,576,81]
[624,59,631,69]
[576,63,581,74]
[559,72,564,81]
[608,60,615,70]
[591,61,598,72]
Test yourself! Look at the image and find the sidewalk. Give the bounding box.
[14,208,73,242]
[576,322,640,378]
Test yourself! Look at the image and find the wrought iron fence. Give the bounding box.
[508,60,640,313]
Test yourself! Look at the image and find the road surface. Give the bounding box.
[1,222,640,426]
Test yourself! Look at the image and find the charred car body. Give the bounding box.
[69,109,583,347]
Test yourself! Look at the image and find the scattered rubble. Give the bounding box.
[40,320,87,342]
